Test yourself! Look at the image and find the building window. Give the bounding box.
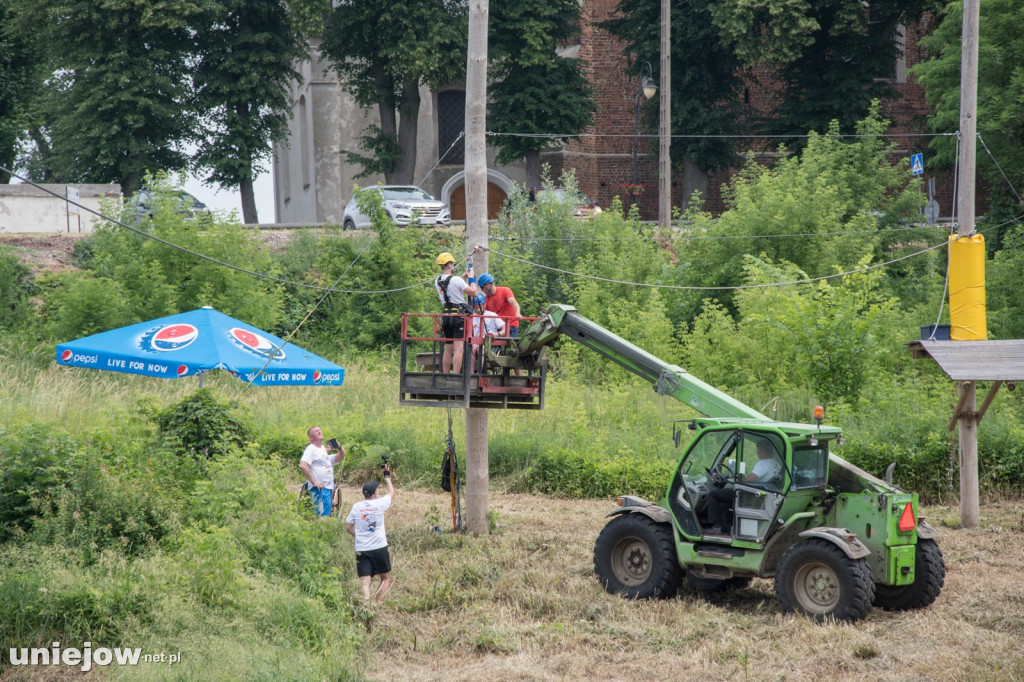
[438,90,465,165]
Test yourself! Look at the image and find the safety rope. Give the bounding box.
[444,407,463,532]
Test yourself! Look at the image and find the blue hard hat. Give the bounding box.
[478,273,495,286]
[471,294,486,306]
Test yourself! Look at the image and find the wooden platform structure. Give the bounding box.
[908,338,1024,528]
[907,339,1024,427]
[399,313,545,409]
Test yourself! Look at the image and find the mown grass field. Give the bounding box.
[360,491,1023,681]
[1,344,1023,681]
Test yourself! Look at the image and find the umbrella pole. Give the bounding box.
[198,373,204,388]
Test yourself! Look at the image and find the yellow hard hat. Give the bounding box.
[436,252,456,267]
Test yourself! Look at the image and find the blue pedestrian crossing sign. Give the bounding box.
[910,153,924,176]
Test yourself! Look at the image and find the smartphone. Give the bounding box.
[326,438,341,451]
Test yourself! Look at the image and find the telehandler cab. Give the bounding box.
[494,305,945,622]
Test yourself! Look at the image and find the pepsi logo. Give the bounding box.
[59,350,98,365]
[150,324,199,352]
[177,365,189,377]
[229,327,286,361]
[313,369,321,382]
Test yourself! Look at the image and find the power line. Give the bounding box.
[492,223,948,243]
[485,130,957,141]
[482,215,1024,292]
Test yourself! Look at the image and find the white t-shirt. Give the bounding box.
[346,495,393,551]
[436,273,469,307]
[752,458,781,481]
[472,310,504,337]
[300,443,335,489]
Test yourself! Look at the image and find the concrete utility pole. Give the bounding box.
[464,0,490,535]
[659,0,671,229]
[956,0,980,529]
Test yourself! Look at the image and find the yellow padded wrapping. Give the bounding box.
[947,234,987,340]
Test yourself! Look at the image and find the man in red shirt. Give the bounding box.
[477,272,521,337]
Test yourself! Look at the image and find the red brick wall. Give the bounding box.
[563,6,967,221]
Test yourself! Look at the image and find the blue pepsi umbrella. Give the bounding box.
[56,307,344,386]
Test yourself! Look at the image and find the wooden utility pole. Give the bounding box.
[658,0,671,229]
[464,0,490,535]
[957,0,980,528]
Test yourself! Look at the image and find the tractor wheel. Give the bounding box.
[774,538,875,623]
[873,539,945,611]
[594,514,682,599]
[685,571,753,594]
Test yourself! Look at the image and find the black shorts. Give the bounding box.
[441,313,465,342]
[355,546,392,577]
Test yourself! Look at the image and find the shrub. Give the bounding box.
[0,250,35,332]
[31,461,181,562]
[527,446,674,500]
[153,388,251,469]
[0,424,77,542]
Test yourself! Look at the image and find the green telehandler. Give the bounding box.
[492,304,945,622]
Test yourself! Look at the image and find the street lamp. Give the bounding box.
[631,61,657,209]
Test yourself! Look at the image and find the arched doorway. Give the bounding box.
[449,182,508,220]
[442,170,513,221]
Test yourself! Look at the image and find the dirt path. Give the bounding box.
[0,233,88,275]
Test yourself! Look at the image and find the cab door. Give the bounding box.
[668,429,740,538]
[726,432,789,543]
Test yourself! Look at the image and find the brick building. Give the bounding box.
[274,4,954,224]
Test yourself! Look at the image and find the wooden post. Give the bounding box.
[957,0,979,237]
[958,381,979,528]
[464,0,490,535]
[957,0,980,528]
[658,0,671,229]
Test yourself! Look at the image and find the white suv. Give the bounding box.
[342,185,451,230]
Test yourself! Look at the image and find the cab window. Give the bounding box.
[735,433,786,493]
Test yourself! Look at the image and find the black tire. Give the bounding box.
[873,539,945,611]
[594,514,682,599]
[774,538,875,623]
[343,219,356,231]
[685,571,753,594]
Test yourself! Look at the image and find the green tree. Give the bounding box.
[912,0,1024,219]
[305,190,437,351]
[733,255,903,405]
[192,0,306,224]
[84,174,284,328]
[710,0,942,139]
[14,0,201,195]
[0,1,41,183]
[318,0,467,184]
[986,225,1024,340]
[664,106,923,325]
[41,273,135,341]
[601,0,744,196]
[488,0,596,189]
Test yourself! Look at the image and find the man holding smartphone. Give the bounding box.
[298,426,346,517]
[346,465,396,602]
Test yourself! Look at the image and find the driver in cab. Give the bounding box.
[706,439,781,535]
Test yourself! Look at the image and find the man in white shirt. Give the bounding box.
[434,251,478,373]
[298,426,345,517]
[346,465,396,601]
